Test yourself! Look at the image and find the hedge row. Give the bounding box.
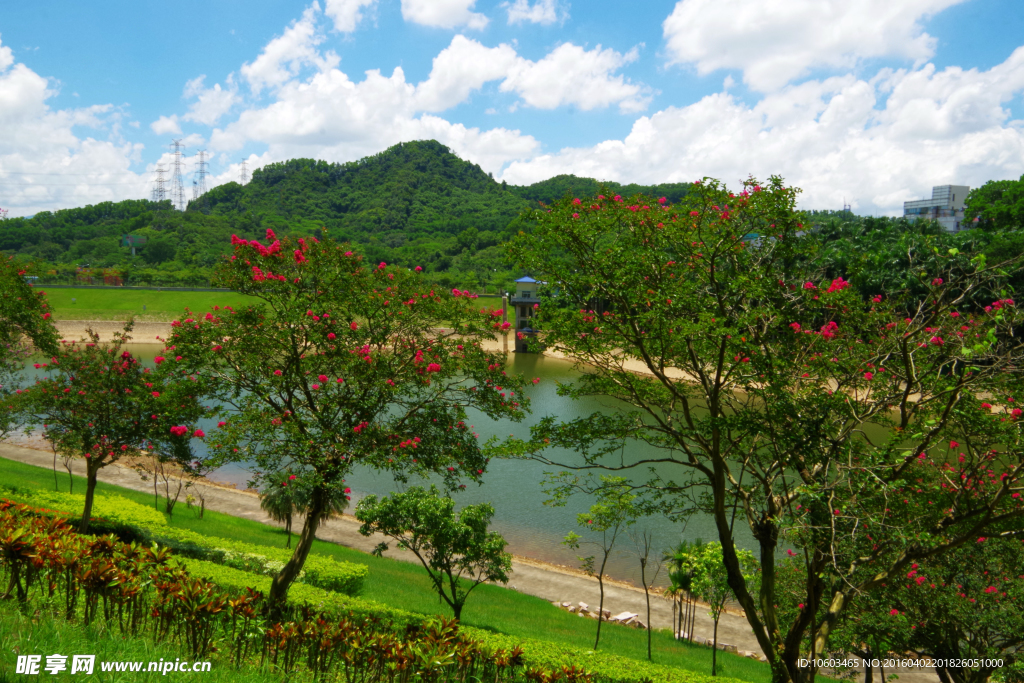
[2,487,167,529]
[145,525,368,596]
[181,558,737,683]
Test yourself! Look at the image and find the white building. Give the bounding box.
[903,185,971,232]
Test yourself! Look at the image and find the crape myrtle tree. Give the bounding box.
[814,530,1024,683]
[355,485,512,620]
[167,229,528,608]
[502,179,1024,683]
[17,323,213,531]
[0,256,58,439]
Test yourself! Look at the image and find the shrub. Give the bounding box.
[1,487,167,529]
[143,525,367,596]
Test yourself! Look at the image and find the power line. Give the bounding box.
[152,165,167,202]
[193,150,209,201]
[169,139,186,211]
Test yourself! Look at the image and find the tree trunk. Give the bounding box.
[595,574,606,650]
[79,461,99,534]
[712,616,719,676]
[865,648,873,683]
[268,487,327,612]
[52,447,59,491]
[642,563,652,661]
[285,513,292,549]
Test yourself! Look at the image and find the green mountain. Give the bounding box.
[0,140,690,290]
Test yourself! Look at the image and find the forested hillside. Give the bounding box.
[2,142,1023,293]
[0,140,691,290]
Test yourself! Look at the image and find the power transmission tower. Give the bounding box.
[0,207,8,221]
[193,150,209,201]
[151,164,167,203]
[169,139,187,211]
[239,159,248,185]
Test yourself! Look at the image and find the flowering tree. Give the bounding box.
[167,230,528,607]
[503,180,1024,683]
[18,324,211,531]
[0,257,58,439]
[355,485,512,620]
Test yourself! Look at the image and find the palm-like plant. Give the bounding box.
[259,471,350,548]
[663,539,701,642]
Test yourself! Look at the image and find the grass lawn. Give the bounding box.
[0,455,772,683]
[42,288,261,322]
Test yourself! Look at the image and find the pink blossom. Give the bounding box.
[932,278,944,286]
[950,440,959,448]
[826,277,850,293]
[658,197,667,204]
[328,332,336,340]
[930,336,944,346]
[294,250,306,264]
[154,356,165,364]
[345,251,353,256]
[151,391,161,397]
[415,266,422,271]
[193,429,205,438]
[311,384,320,390]
[864,372,874,380]
[786,549,797,557]
[274,369,283,376]
[890,609,899,616]
[218,421,227,428]
[451,288,462,297]
[288,474,296,481]
[426,363,442,373]
[789,322,801,331]
[350,321,358,331]
[803,282,816,290]
[872,295,882,303]
[532,378,540,384]
[378,262,387,270]
[266,228,276,240]
[572,212,579,219]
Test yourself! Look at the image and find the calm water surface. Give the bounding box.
[25,345,751,587]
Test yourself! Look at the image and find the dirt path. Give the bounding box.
[0,441,942,683]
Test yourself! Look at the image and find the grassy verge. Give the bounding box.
[41,288,260,322]
[0,455,770,683]
[0,601,281,683]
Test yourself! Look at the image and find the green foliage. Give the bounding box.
[511,174,691,208]
[965,175,1024,231]
[355,485,512,620]
[0,488,167,528]
[169,231,528,605]
[142,526,367,596]
[13,322,214,532]
[504,180,1024,683]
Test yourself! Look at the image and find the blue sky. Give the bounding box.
[1,0,1023,217]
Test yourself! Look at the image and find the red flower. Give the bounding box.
[154,356,165,364]
[318,374,328,382]
[151,391,161,397]
[803,282,816,290]
[328,332,336,340]
[193,429,205,438]
[864,372,874,380]
[889,609,899,616]
[288,474,296,480]
[217,421,227,428]
[274,369,283,376]
[350,321,358,331]
[426,363,442,373]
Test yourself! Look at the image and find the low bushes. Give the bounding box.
[2,486,167,529]
[141,525,367,596]
[0,500,583,682]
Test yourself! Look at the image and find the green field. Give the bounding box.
[0,455,772,683]
[41,287,261,321]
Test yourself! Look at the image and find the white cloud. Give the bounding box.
[415,36,519,112]
[502,43,649,113]
[414,36,649,113]
[504,0,567,25]
[323,0,377,32]
[181,75,240,126]
[500,47,1024,216]
[150,115,181,135]
[0,37,149,216]
[401,0,488,30]
[240,4,340,95]
[662,0,967,92]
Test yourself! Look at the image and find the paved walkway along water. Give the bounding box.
[0,442,939,683]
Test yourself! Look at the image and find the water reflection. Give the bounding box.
[22,344,750,588]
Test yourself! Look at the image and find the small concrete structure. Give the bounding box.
[509,276,541,353]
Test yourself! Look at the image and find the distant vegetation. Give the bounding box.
[0,140,691,291]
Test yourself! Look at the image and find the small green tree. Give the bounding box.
[259,470,349,548]
[685,541,759,676]
[18,323,210,532]
[355,485,511,620]
[561,476,638,651]
[630,528,662,661]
